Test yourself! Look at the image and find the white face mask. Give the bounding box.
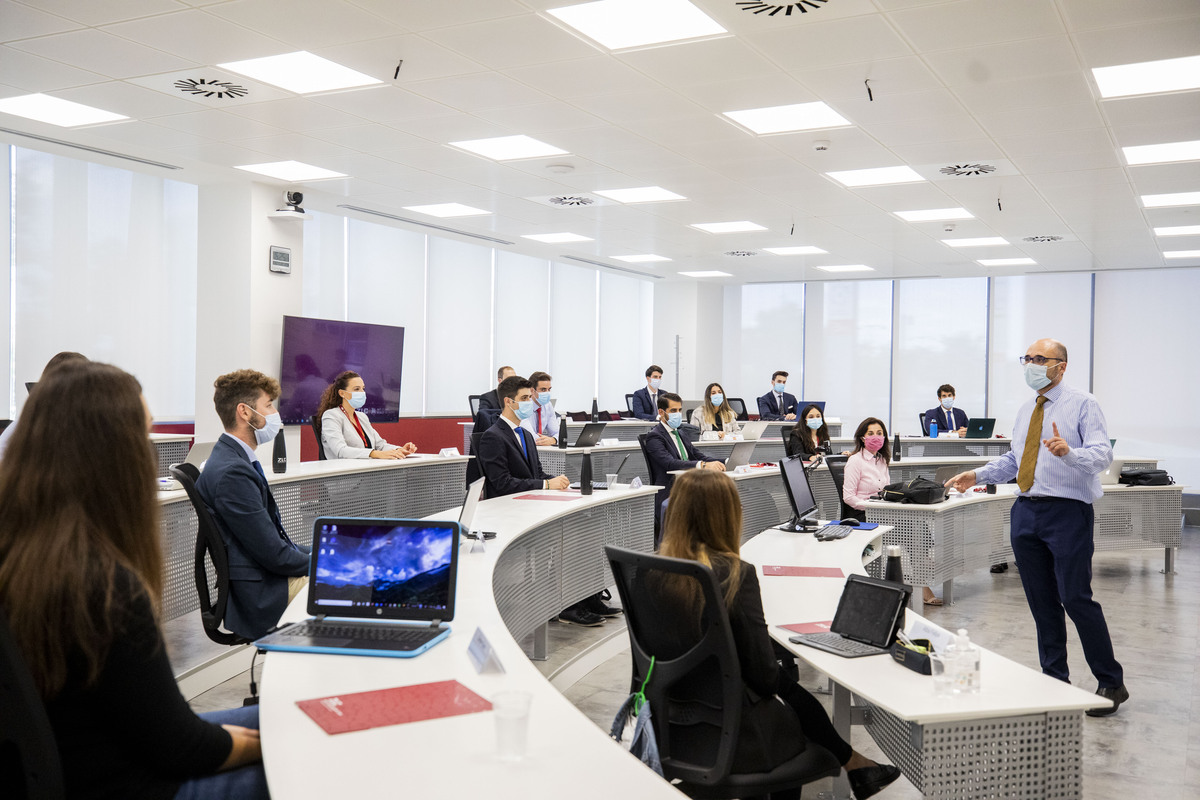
[1024,364,1052,391]
[247,405,283,445]
[941,397,954,409]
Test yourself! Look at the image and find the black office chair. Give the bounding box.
[0,419,12,435]
[464,432,484,490]
[727,398,749,421]
[0,613,65,800]
[310,413,326,461]
[605,546,841,799]
[781,422,796,457]
[824,455,852,521]
[625,393,635,413]
[918,411,927,436]
[170,464,250,647]
[468,395,482,420]
[569,411,590,422]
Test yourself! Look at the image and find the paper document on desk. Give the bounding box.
[297,679,492,735]
[779,621,833,635]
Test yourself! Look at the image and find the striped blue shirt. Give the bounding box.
[974,381,1113,503]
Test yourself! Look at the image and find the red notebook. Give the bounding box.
[780,621,834,635]
[761,565,844,578]
[296,679,492,735]
[513,493,580,501]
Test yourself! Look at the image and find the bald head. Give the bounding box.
[1035,339,1068,362]
[1026,338,1068,391]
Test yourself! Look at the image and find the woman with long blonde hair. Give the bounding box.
[689,381,742,438]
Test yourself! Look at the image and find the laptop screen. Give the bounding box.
[830,575,907,648]
[309,518,459,622]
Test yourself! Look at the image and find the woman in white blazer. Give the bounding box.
[689,382,742,438]
[317,371,416,460]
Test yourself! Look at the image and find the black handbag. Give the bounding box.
[881,476,948,504]
[1118,469,1174,486]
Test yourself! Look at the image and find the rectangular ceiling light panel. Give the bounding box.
[1093,55,1200,99]
[450,135,568,161]
[691,221,767,233]
[234,160,347,180]
[826,166,925,187]
[0,93,127,127]
[594,186,686,203]
[1123,140,1200,166]
[219,51,382,93]
[547,0,727,51]
[722,102,851,135]
[894,208,974,222]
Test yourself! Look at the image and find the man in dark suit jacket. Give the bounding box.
[644,393,725,535]
[475,364,515,428]
[196,369,310,640]
[756,370,798,421]
[924,383,969,436]
[630,364,664,420]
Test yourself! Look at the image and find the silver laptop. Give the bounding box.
[184,440,217,469]
[934,466,960,487]
[724,440,758,470]
[255,517,459,659]
[459,478,494,538]
[1100,458,1126,485]
[740,420,768,440]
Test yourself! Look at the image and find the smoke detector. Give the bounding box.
[724,250,758,257]
[939,163,997,177]
[548,195,595,206]
[174,78,248,99]
[1022,235,1065,243]
[546,163,575,175]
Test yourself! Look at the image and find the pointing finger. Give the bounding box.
[1052,421,1060,438]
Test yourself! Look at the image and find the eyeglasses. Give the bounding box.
[1018,355,1064,366]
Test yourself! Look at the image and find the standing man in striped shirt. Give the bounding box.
[945,339,1127,717]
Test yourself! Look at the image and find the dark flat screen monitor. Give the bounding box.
[796,400,826,414]
[779,454,819,531]
[278,315,404,425]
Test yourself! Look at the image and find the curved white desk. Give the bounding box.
[742,526,1100,799]
[259,486,677,799]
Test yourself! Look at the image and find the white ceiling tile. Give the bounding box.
[618,37,779,87]
[796,56,943,101]
[8,28,197,79]
[207,0,406,50]
[317,35,487,83]
[537,126,652,160]
[957,72,1095,113]
[0,44,107,92]
[1010,149,1122,174]
[1072,16,1200,67]
[569,88,703,124]
[861,115,988,147]
[746,15,913,71]
[623,114,746,148]
[995,128,1113,158]
[228,97,369,131]
[347,0,526,32]
[1111,119,1200,149]
[475,101,605,134]
[835,88,963,124]
[504,57,657,99]
[1,1,81,41]
[102,10,289,65]
[422,14,596,70]
[890,139,1006,166]
[54,80,201,119]
[888,0,1065,52]
[1058,0,1199,30]
[308,86,456,123]
[1026,168,1130,191]
[405,72,552,112]
[680,74,818,114]
[1128,162,1200,194]
[156,141,277,167]
[307,123,427,152]
[1099,93,1200,129]
[152,109,288,140]
[400,113,515,144]
[22,0,183,27]
[232,132,358,162]
[88,120,211,150]
[768,127,899,171]
[973,103,1105,138]
[922,37,1079,88]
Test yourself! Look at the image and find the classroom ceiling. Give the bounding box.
[2,0,1199,284]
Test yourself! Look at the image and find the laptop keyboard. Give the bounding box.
[568,481,608,490]
[799,632,887,656]
[282,621,440,648]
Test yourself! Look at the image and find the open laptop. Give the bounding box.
[964,418,996,439]
[788,574,910,658]
[934,466,960,487]
[1100,458,1127,486]
[571,422,607,448]
[184,440,217,469]
[724,440,758,470]
[255,517,460,658]
[459,478,495,539]
[739,420,768,441]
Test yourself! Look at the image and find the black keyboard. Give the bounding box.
[816,524,853,540]
[792,632,888,657]
[568,481,609,490]
[281,621,440,648]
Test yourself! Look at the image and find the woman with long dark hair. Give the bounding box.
[787,403,831,461]
[316,370,416,460]
[0,363,268,799]
[657,470,901,799]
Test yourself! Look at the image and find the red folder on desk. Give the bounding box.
[513,493,580,501]
[761,565,844,578]
[297,679,492,735]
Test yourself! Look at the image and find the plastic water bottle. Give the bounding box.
[929,421,938,439]
[945,628,981,694]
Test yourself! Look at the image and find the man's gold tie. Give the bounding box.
[1016,395,1047,492]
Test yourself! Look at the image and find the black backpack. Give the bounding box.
[881,476,948,504]
[1118,469,1173,487]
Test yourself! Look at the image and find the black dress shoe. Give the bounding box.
[556,606,605,627]
[585,591,622,617]
[990,562,1009,573]
[847,764,902,799]
[1086,684,1129,717]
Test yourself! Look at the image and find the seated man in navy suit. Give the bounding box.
[756,370,798,421]
[196,369,310,640]
[630,364,663,420]
[475,365,515,430]
[644,392,725,542]
[479,376,616,626]
[924,383,969,437]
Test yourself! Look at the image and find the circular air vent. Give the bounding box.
[174,78,248,99]
[724,250,758,257]
[1023,235,1064,243]
[548,196,595,207]
[939,163,997,177]
[736,1,833,16]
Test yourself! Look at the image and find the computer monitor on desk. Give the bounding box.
[796,400,825,414]
[778,455,820,532]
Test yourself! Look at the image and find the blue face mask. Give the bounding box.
[940,397,953,409]
[537,391,551,406]
[649,378,662,390]
[348,391,366,410]
[1024,364,1051,391]
[666,412,683,429]
[773,383,786,394]
[806,417,823,430]
[515,399,536,420]
[710,393,724,406]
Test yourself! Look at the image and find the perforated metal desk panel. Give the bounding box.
[150,433,192,478]
[863,482,1182,606]
[157,456,470,622]
[742,525,1101,799]
[461,418,841,452]
[536,437,786,483]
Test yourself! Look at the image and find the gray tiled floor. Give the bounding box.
[185,528,1199,798]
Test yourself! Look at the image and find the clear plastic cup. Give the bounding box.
[606,472,619,488]
[930,654,954,697]
[493,691,532,761]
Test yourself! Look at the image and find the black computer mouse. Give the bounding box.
[838,518,862,527]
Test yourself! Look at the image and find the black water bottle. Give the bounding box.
[884,545,905,584]
[272,430,287,474]
[590,397,599,423]
[893,434,901,462]
[558,417,568,449]
[580,452,594,496]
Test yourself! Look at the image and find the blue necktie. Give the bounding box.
[516,429,529,463]
[251,460,296,547]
